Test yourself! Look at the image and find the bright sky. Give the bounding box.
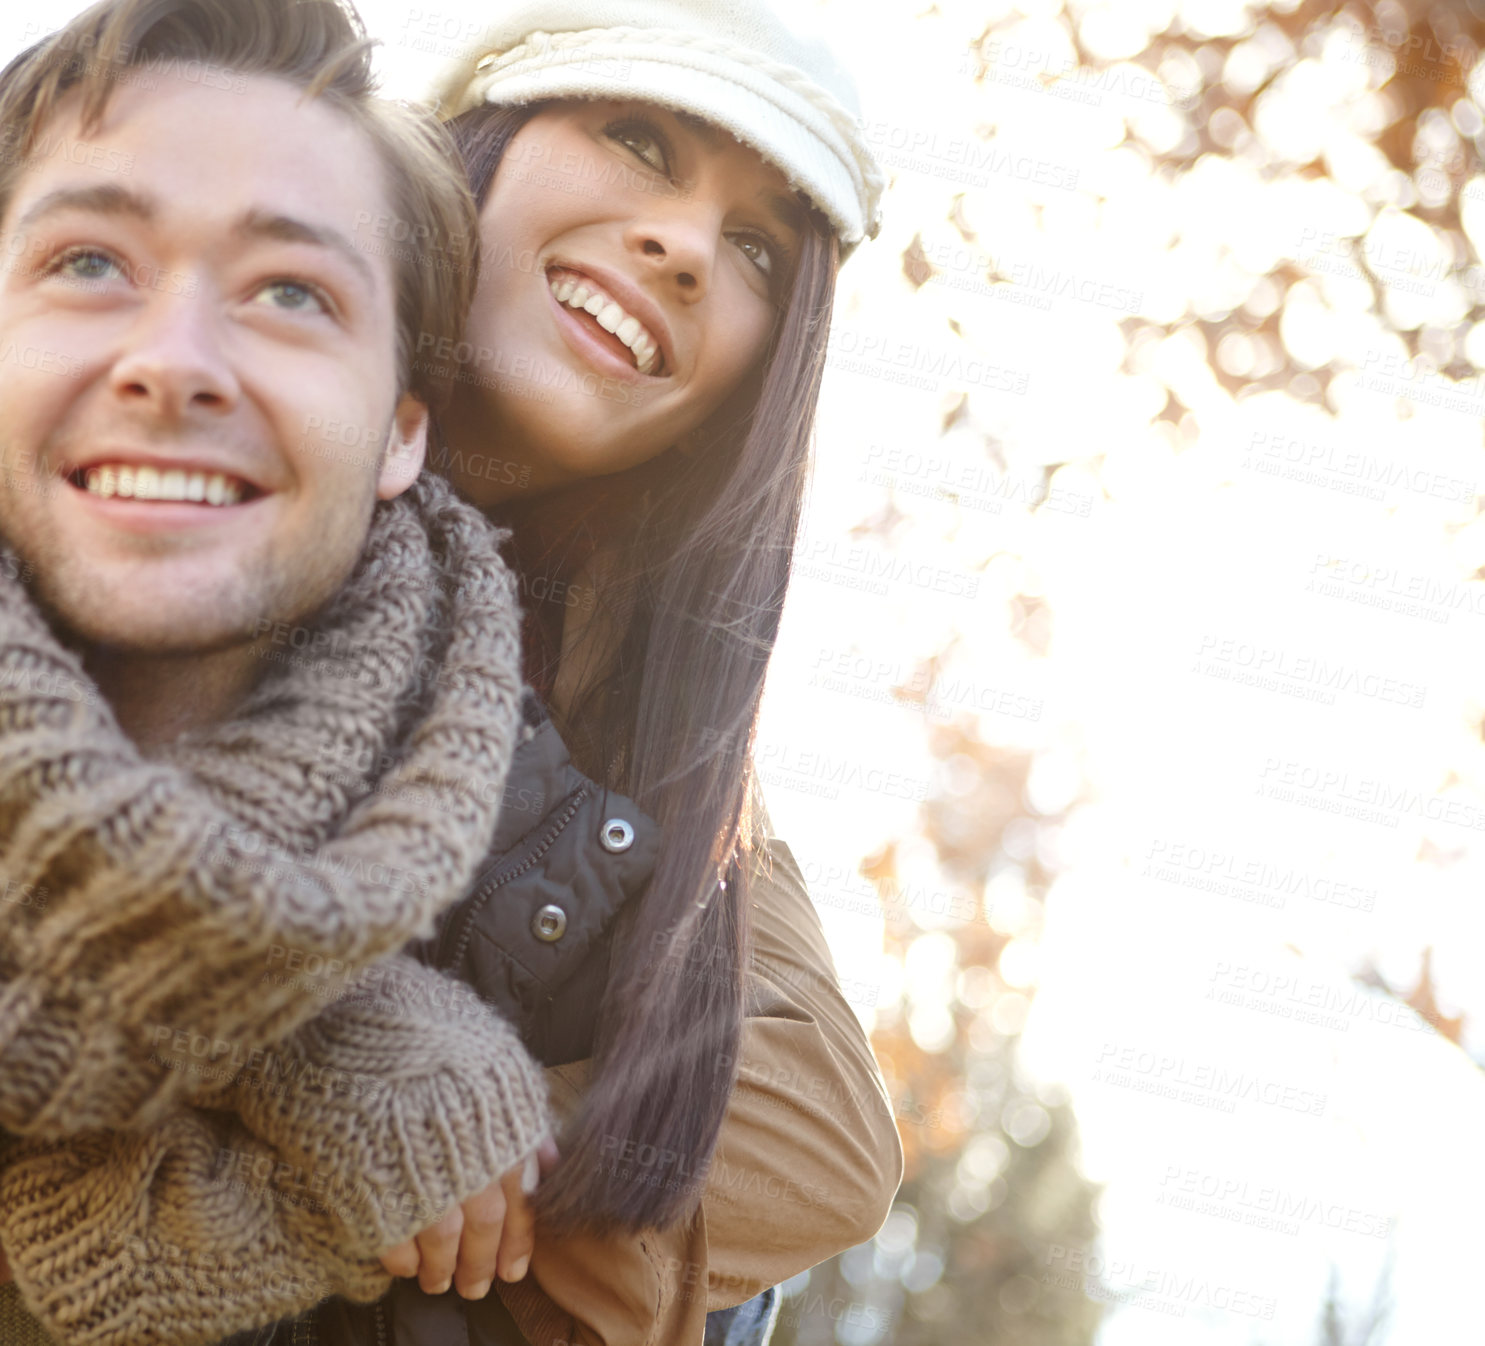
[7,1,1485,1342]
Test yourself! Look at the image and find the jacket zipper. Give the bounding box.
[373,1299,389,1346]
[436,785,591,971]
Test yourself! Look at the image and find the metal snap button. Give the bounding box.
[600,818,635,853]
[531,904,567,942]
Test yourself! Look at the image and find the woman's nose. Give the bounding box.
[627,216,716,298]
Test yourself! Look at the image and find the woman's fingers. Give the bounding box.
[414,1203,464,1295]
[495,1156,538,1283]
[378,1239,419,1279]
[386,1140,560,1297]
[497,1136,559,1282]
[453,1178,508,1299]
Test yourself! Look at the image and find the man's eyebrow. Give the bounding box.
[13,183,157,236]
[237,209,376,292]
[10,191,379,292]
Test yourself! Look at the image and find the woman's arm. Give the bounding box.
[701,836,903,1305]
[494,835,904,1344]
[0,958,552,1346]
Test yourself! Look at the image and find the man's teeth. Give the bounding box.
[548,272,661,375]
[82,464,245,504]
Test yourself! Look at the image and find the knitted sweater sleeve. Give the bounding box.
[0,550,521,1136]
[0,958,552,1346]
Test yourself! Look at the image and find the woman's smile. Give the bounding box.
[546,266,667,376]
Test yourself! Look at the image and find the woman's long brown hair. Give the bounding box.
[440,102,840,1234]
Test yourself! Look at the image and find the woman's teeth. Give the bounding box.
[548,271,662,375]
[82,464,245,505]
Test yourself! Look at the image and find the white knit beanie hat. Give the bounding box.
[437,0,884,259]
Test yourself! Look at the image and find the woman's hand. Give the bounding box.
[379,1136,559,1298]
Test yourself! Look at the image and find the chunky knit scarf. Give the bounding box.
[0,474,552,1345]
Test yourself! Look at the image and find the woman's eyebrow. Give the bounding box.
[764,191,805,235]
[674,110,723,147]
[668,109,802,233]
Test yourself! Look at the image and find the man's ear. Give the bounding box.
[377,393,429,500]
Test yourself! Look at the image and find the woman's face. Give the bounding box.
[441,99,804,506]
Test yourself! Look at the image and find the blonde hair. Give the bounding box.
[0,0,479,406]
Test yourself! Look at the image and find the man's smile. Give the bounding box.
[68,461,262,506]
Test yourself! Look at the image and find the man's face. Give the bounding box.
[0,71,425,654]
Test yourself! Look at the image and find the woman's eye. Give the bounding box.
[46,248,125,284]
[730,233,776,279]
[251,279,329,314]
[606,121,669,175]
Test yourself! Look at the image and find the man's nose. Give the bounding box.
[108,286,239,418]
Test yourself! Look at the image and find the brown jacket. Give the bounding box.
[497,837,902,1344]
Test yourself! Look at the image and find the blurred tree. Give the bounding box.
[1263,1259,1394,1345]
[770,732,1102,1346]
[776,1,1485,1342]
[1314,1261,1392,1346]
[1141,0,1483,395]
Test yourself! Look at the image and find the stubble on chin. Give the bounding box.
[21,545,297,657]
[0,447,381,661]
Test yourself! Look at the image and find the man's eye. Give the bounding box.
[46,248,125,284]
[252,279,329,314]
[605,120,670,174]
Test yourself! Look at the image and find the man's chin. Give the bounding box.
[47,606,264,659]
[26,575,273,659]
